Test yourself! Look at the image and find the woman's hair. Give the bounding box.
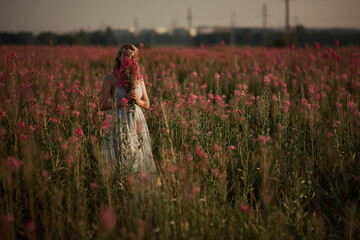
[113,43,139,71]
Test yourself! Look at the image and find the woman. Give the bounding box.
[99,43,157,179]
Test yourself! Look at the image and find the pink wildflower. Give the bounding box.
[257,135,271,142]
[200,83,207,89]
[191,71,198,78]
[0,110,6,117]
[120,98,128,106]
[6,156,22,171]
[240,205,249,213]
[100,207,117,231]
[75,128,84,137]
[3,214,15,223]
[263,75,271,85]
[227,145,235,150]
[162,128,168,134]
[271,94,278,102]
[25,221,36,231]
[90,183,102,190]
[211,168,220,177]
[192,186,201,195]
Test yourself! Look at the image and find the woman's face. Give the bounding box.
[123,49,136,60]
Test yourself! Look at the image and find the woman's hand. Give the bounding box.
[126,90,139,103]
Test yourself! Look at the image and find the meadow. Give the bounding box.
[0,43,359,239]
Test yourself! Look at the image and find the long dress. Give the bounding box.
[102,73,158,179]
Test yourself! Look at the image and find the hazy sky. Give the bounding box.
[0,0,359,34]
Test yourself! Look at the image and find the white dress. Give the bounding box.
[102,73,158,178]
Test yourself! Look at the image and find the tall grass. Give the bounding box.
[0,44,359,239]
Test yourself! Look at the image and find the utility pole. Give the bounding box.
[230,12,236,47]
[285,0,290,46]
[172,17,177,45]
[187,8,192,47]
[151,24,155,46]
[134,18,139,43]
[263,2,267,47]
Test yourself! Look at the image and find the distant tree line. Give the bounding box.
[1,25,359,47]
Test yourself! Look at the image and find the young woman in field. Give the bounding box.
[99,43,157,179]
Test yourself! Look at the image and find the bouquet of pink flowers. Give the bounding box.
[114,57,142,109]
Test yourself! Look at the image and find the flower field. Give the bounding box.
[0,43,359,239]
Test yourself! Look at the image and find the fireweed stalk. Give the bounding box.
[114,57,142,110]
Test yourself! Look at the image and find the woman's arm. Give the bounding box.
[127,80,150,109]
[99,75,126,111]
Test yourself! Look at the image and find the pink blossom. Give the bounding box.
[66,155,73,164]
[6,156,23,171]
[257,135,271,142]
[327,132,333,138]
[301,98,311,110]
[0,110,6,117]
[221,114,228,120]
[211,168,220,177]
[20,134,28,140]
[42,170,49,178]
[240,205,249,213]
[263,75,271,85]
[3,214,15,223]
[0,127,7,135]
[162,128,168,134]
[25,221,36,231]
[60,143,68,150]
[201,83,207,89]
[169,165,180,173]
[100,207,117,231]
[120,98,128,106]
[90,183,102,190]
[75,128,84,136]
[347,101,357,111]
[214,73,220,81]
[195,147,208,160]
[227,145,235,150]
[192,186,201,195]
[234,90,245,98]
[334,121,342,128]
[271,94,278,102]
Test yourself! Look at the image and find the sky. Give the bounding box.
[0,0,359,34]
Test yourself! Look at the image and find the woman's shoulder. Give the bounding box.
[104,72,115,80]
[104,73,118,84]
